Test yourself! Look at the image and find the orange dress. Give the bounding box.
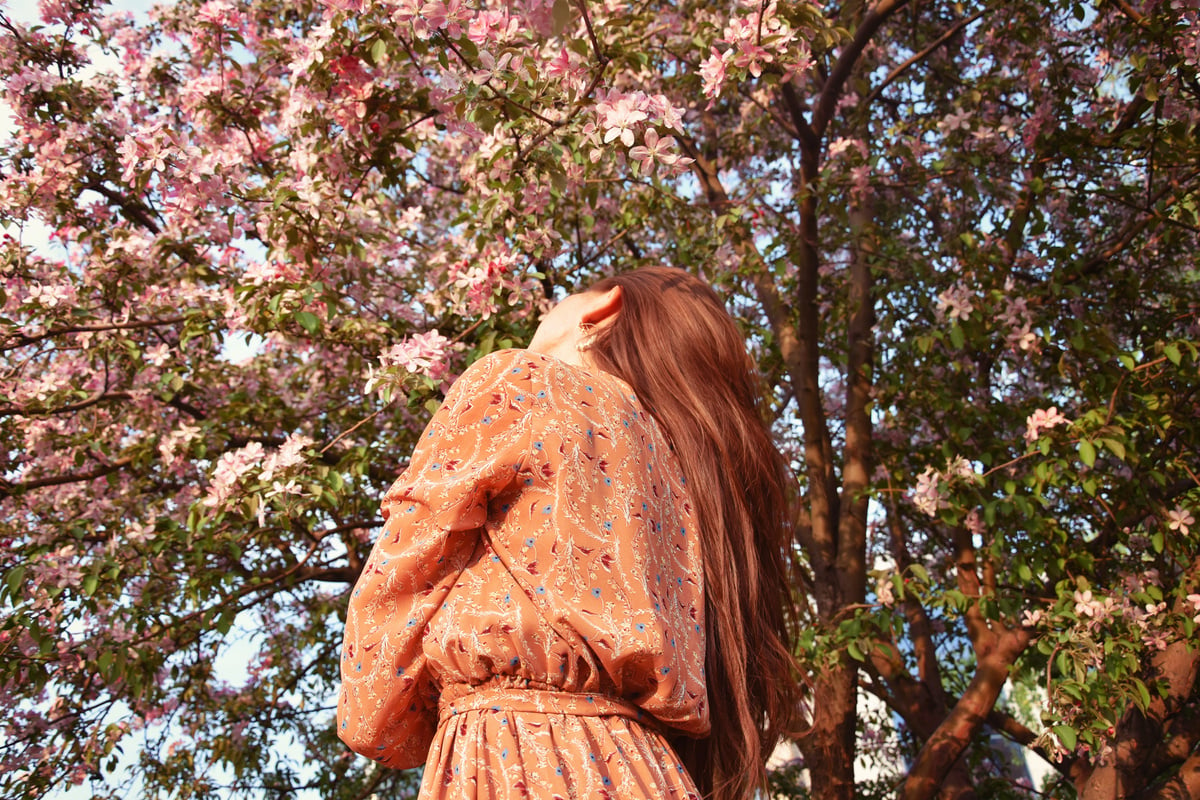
[337,349,709,799]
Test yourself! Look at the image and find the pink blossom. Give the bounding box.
[1187,593,1200,624]
[1021,608,1044,627]
[628,129,680,175]
[204,441,265,508]
[195,0,242,27]
[999,288,1040,354]
[1129,600,1167,630]
[644,94,685,132]
[1073,589,1113,621]
[26,281,75,308]
[945,455,977,481]
[827,137,867,161]
[699,49,727,99]
[243,260,301,285]
[875,574,895,607]
[1025,406,1069,444]
[380,329,453,380]
[260,433,315,483]
[909,457,976,517]
[422,0,471,38]
[911,466,945,517]
[964,509,986,537]
[938,108,972,132]
[936,283,974,322]
[145,343,171,367]
[1166,507,1194,535]
[468,9,520,45]
[1142,630,1169,651]
[596,94,648,148]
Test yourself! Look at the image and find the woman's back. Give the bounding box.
[339,349,708,798]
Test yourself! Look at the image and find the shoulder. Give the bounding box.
[450,348,597,392]
[447,349,544,395]
[446,349,634,414]
[437,350,550,419]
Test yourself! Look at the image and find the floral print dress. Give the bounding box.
[338,349,709,799]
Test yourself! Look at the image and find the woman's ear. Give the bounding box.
[581,286,622,326]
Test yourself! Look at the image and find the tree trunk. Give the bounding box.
[799,659,859,800]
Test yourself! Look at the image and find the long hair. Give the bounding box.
[585,266,804,800]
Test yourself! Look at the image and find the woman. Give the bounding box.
[338,267,803,800]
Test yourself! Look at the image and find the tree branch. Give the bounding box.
[902,627,1032,800]
[84,180,161,234]
[2,316,188,350]
[860,6,991,112]
[1,456,134,498]
[812,0,912,139]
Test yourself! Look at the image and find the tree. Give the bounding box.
[2,0,1198,798]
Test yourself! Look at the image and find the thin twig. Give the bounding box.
[575,0,607,66]
[861,7,990,110]
[320,399,397,455]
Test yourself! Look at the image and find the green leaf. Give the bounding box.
[369,38,387,65]
[473,107,496,133]
[1079,439,1096,467]
[82,572,99,598]
[478,330,497,357]
[294,311,320,334]
[551,0,573,34]
[949,324,965,349]
[1054,725,1078,751]
[5,564,25,597]
[1133,678,1152,710]
[215,608,235,636]
[1164,343,1181,365]
[272,187,298,211]
[846,641,865,662]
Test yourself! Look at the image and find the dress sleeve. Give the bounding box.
[337,350,535,768]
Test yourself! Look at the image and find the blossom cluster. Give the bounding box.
[203,433,315,510]
[698,0,813,99]
[910,455,978,517]
[936,282,974,322]
[998,278,1040,353]
[585,90,692,177]
[1024,406,1069,444]
[366,329,455,393]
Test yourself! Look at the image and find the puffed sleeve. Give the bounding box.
[337,350,536,768]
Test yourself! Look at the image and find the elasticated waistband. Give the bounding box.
[437,677,651,728]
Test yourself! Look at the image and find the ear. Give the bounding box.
[581,286,622,326]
